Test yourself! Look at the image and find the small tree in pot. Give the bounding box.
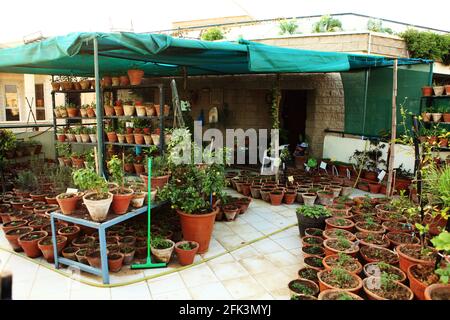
[296,205,332,237]
[107,155,134,215]
[72,168,113,222]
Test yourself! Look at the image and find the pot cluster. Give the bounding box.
[293,196,448,300]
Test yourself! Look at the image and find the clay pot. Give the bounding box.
[222,204,240,221]
[104,105,115,116]
[360,245,399,265]
[131,192,145,208]
[318,289,363,300]
[240,183,251,196]
[38,235,67,263]
[323,238,359,257]
[107,132,118,142]
[397,244,437,273]
[62,246,79,261]
[75,248,89,264]
[66,107,79,117]
[433,86,445,96]
[123,104,135,116]
[108,252,124,272]
[151,239,175,263]
[5,227,33,251]
[127,69,144,85]
[56,193,82,215]
[83,192,113,222]
[368,183,381,194]
[175,241,199,266]
[284,191,296,204]
[269,191,284,206]
[363,262,406,282]
[424,283,450,300]
[322,254,363,274]
[317,269,363,293]
[120,247,136,265]
[114,105,124,116]
[134,133,145,145]
[177,207,218,253]
[317,191,334,206]
[363,276,413,300]
[301,193,317,206]
[304,228,324,238]
[86,250,103,268]
[147,174,170,190]
[2,220,29,233]
[259,188,273,202]
[422,86,433,96]
[325,217,354,231]
[111,189,133,214]
[136,105,146,117]
[288,278,319,297]
[250,186,261,199]
[18,231,48,258]
[58,225,80,244]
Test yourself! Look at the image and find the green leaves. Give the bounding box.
[296,205,331,219]
[312,15,343,33]
[279,19,298,35]
[72,168,107,194]
[201,27,224,41]
[431,231,450,252]
[401,29,450,64]
[107,155,124,187]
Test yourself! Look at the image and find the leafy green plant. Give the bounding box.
[431,231,450,253]
[307,158,317,168]
[15,170,38,192]
[72,168,107,194]
[380,271,400,291]
[331,268,353,286]
[400,29,450,65]
[151,235,173,249]
[312,15,343,33]
[107,155,124,188]
[279,19,299,35]
[435,264,450,284]
[296,205,331,219]
[291,282,314,295]
[177,242,197,250]
[201,27,224,41]
[367,19,393,34]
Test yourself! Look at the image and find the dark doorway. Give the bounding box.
[280,90,307,153]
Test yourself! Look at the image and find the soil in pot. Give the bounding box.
[363,261,406,282]
[305,228,323,238]
[222,204,240,221]
[325,217,354,231]
[424,283,450,300]
[302,245,325,258]
[355,232,390,248]
[301,235,324,246]
[175,241,199,266]
[360,245,399,265]
[323,238,359,257]
[288,279,319,297]
[363,275,413,300]
[386,231,419,249]
[108,252,124,272]
[396,244,438,273]
[72,235,95,248]
[18,231,48,258]
[355,221,385,234]
[62,246,79,261]
[118,235,136,248]
[86,250,103,268]
[318,289,363,300]
[5,226,33,251]
[298,267,319,284]
[58,225,80,244]
[38,235,67,263]
[326,204,352,218]
[56,193,82,215]
[318,268,363,293]
[407,264,440,300]
[150,238,175,263]
[323,253,362,274]
[75,248,89,264]
[2,220,29,233]
[382,221,412,233]
[322,228,356,241]
[120,246,136,265]
[304,255,325,271]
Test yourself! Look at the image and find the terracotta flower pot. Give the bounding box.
[134,133,145,145]
[66,107,78,117]
[284,191,296,204]
[422,86,433,96]
[113,105,124,116]
[424,283,450,300]
[325,217,354,231]
[222,204,240,221]
[38,235,67,263]
[111,189,133,215]
[322,254,363,274]
[62,246,79,261]
[363,262,406,282]
[56,193,82,215]
[136,105,146,117]
[363,276,413,300]
[175,241,199,266]
[318,289,363,300]
[58,225,80,244]
[123,104,135,116]
[323,238,359,257]
[86,250,102,268]
[269,191,284,206]
[5,227,33,251]
[108,252,124,272]
[317,191,335,206]
[104,105,115,116]
[2,220,29,233]
[368,183,381,194]
[119,75,130,86]
[177,207,218,253]
[142,174,170,190]
[443,113,450,122]
[127,69,144,85]
[107,132,118,143]
[317,269,363,294]
[120,247,136,265]
[240,183,251,196]
[397,244,437,273]
[18,231,48,258]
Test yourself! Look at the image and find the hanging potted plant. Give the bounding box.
[295,205,331,237]
[107,155,134,215]
[127,68,145,86]
[72,168,113,222]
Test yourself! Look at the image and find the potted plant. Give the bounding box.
[56,192,83,215]
[269,189,284,206]
[116,126,126,144]
[318,289,363,300]
[363,261,406,282]
[295,205,331,237]
[363,273,413,300]
[66,103,79,117]
[288,279,319,298]
[120,246,136,265]
[18,230,48,258]
[128,68,144,86]
[114,100,124,116]
[72,168,113,222]
[57,225,80,244]
[5,226,33,251]
[317,268,363,293]
[105,125,117,143]
[123,100,135,116]
[356,231,390,248]
[174,240,199,266]
[158,163,225,253]
[150,235,175,263]
[140,155,170,190]
[360,245,399,265]
[107,155,134,215]
[108,252,124,272]
[325,217,354,231]
[80,104,88,117]
[38,235,67,263]
[322,253,363,274]
[433,81,445,96]
[422,85,433,97]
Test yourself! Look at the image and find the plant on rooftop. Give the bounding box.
[400,29,450,65]
[201,27,224,41]
[367,19,394,35]
[279,18,299,35]
[312,15,343,33]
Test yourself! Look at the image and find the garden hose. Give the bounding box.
[0,223,298,288]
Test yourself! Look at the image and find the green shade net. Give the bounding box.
[0,32,430,76]
[342,63,432,137]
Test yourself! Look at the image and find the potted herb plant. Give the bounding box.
[174,240,199,266]
[150,235,175,263]
[363,273,413,300]
[72,168,113,222]
[295,205,331,237]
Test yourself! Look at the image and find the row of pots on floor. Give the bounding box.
[290,225,448,300]
[216,197,252,222]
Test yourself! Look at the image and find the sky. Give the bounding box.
[1,0,449,43]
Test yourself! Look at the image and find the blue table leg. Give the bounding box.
[50,216,59,269]
[98,226,110,284]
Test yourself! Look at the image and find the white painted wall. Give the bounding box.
[322,134,450,174]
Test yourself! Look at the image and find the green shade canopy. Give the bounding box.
[0,32,431,76]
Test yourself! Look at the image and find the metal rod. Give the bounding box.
[52,75,57,158]
[159,85,165,153]
[386,59,398,197]
[93,36,104,176]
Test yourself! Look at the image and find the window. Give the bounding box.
[4,85,20,121]
[35,84,46,120]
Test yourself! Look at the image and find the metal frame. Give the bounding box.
[50,202,164,284]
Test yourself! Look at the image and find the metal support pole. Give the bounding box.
[386,59,398,197]
[159,85,165,153]
[51,75,57,159]
[93,37,104,176]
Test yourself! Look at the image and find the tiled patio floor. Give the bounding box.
[0,188,376,300]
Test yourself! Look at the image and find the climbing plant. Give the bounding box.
[271,87,281,129]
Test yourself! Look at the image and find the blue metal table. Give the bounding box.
[50,202,164,284]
